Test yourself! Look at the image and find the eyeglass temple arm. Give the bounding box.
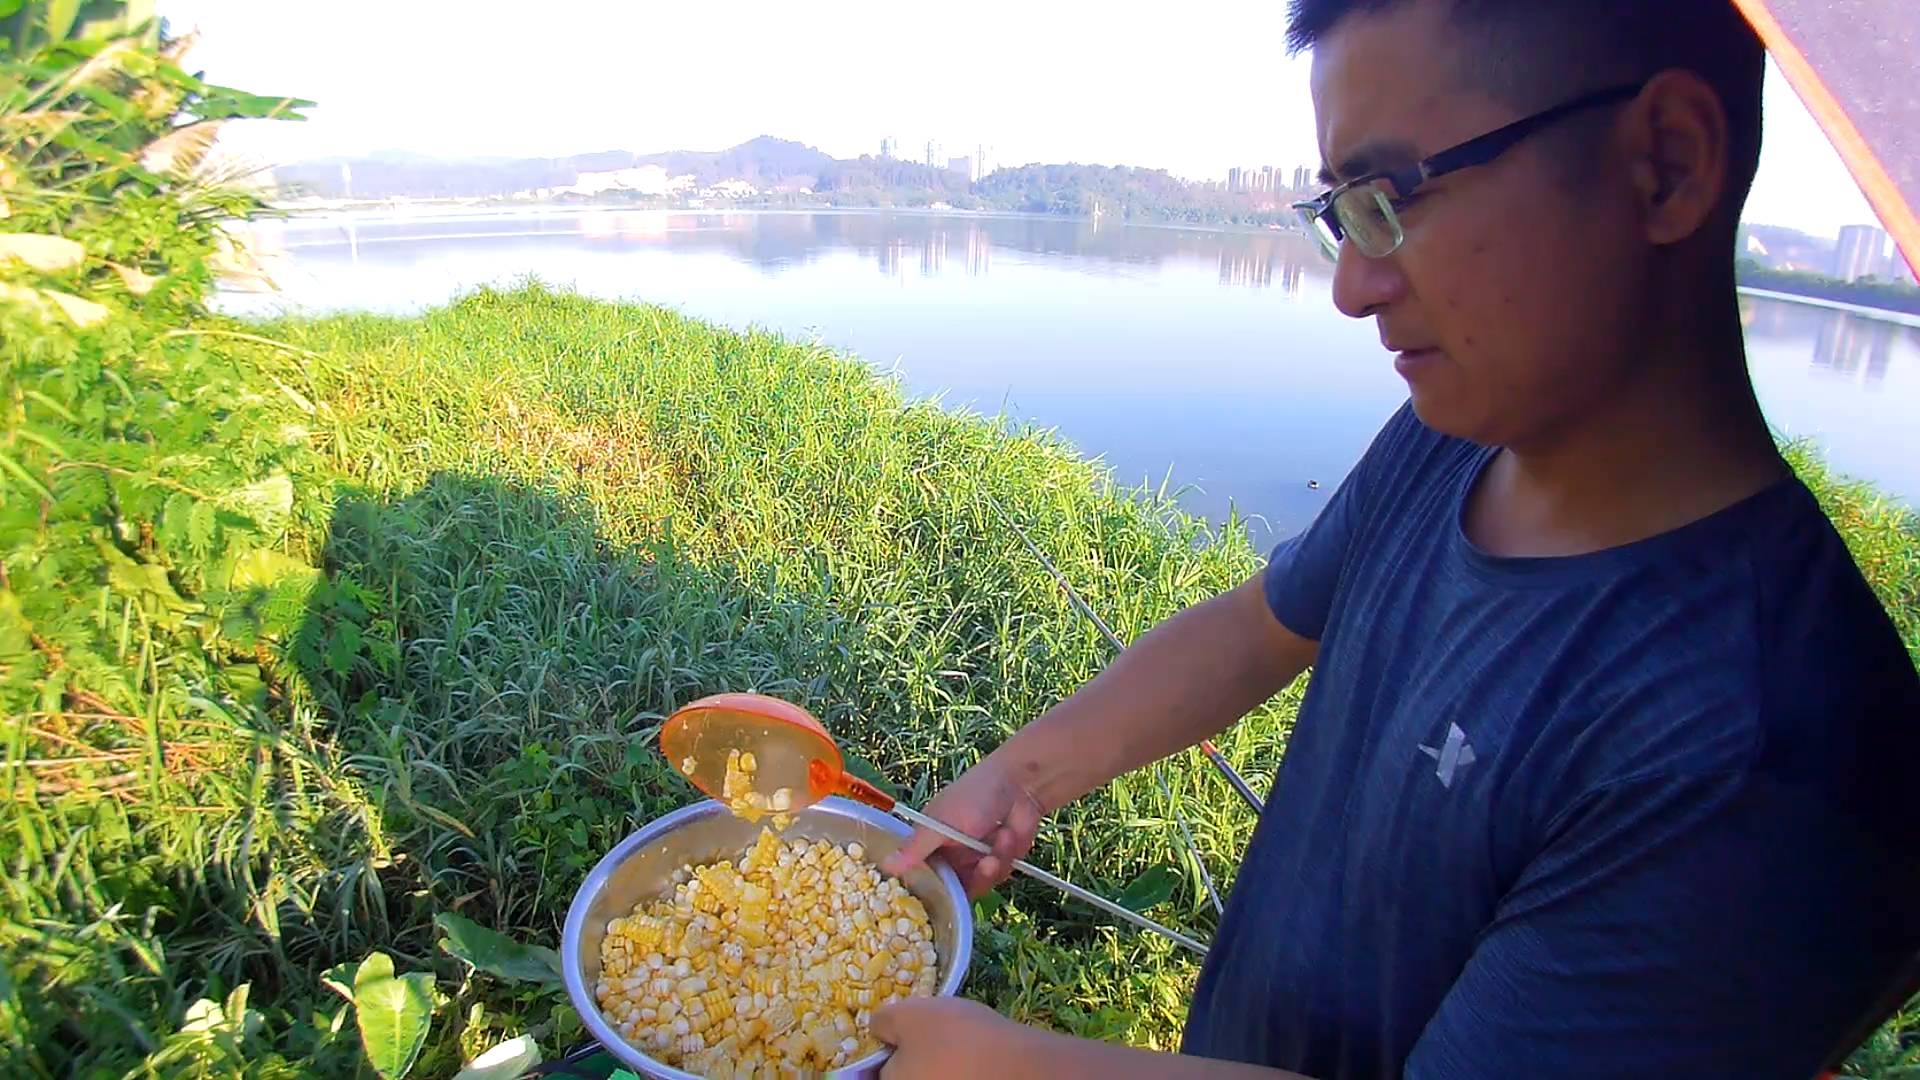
[1422,84,1645,180]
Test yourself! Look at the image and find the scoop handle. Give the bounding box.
[890,805,1209,957]
[833,769,899,812]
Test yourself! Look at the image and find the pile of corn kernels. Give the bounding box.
[594,827,940,1078]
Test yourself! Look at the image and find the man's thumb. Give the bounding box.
[870,996,929,1046]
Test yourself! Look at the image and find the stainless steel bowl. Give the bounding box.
[563,797,974,1079]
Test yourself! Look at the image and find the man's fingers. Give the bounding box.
[966,855,1004,897]
[881,825,947,878]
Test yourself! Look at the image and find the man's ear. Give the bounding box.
[1619,69,1731,246]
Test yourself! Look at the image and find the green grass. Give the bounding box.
[3,282,1916,1076]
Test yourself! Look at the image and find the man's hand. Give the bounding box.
[872,997,1026,1077]
[873,996,1309,1080]
[880,755,1046,896]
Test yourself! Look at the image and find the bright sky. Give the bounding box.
[163,0,1882,240]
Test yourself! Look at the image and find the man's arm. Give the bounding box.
[874,996,1315,1080]
[1014,1021,1311,1080]
[989,570,1317,813]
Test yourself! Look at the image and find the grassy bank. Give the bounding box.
[5,284,1918,1076]
[4,283,1293,1075]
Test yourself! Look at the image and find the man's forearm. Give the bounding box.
[990,574,1315,811]
[1010,1024,1310,1080]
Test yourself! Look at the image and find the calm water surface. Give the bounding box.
[225,209,1920,541]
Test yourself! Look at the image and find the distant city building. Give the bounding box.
[1293,165,1312,191]
[1261,165,1275,193]
[948,156,973,177]
[1833,223,1890,282]
[569,165,686,196]
[880,137,897,160]
[924,140,942,168]
[1227,166,1243,192]
[1894,252,1919,287]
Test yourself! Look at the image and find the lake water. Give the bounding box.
[224,209,1920,541]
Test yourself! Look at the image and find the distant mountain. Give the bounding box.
[273,136,836,199]
[1739,223,1836,274]
[634,136,835,187]
[268,135,1299,228]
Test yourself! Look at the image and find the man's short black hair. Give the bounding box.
[1287,0,1766,222]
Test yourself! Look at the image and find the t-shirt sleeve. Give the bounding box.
[1405,765,1920,1079]
[1263,404,1414,639]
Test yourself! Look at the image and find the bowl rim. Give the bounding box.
[561,796,974,1079]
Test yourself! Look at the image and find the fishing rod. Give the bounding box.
[985,494,1272,924]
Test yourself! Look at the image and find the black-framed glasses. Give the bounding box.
[1291,83,1645,262]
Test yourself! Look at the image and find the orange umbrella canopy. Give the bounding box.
[1734,0,1919,268]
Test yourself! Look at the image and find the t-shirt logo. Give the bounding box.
[1418,722,1478,789]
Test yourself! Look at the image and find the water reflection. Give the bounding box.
[1219,250,1273,288]
[1813,315,1896,384]
[255,209,1331,288]
[1740,295,1918,388]
[1217,249,1307,294]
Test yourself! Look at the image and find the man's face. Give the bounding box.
[1310,1,1648,446]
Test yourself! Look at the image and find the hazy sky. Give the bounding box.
[163,0,1882,239]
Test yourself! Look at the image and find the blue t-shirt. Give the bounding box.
[1180,404,1920,1079]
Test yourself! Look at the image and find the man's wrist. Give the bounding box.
[988,719,1100,814]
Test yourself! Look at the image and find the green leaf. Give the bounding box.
[45,0,81,42]
[193,84,315,121]
[224,472,293,528]
[325,621,362,676]
[353,952,394,994]
[320,960,358,1003]
[354,970,434,1080]
[221,663,269,709]
[225,982,264,1042]
[188,498,218,551]
[452,1034,542,1080]
[0,451,52,501]
[840,750,898,799]
[220,547,319,592]
[159,491,194,551]
[1116,866,1179,913]
[96,538,202,622]
[0,1,26,20]
[435,913,563,987]
[180,995,225,1034]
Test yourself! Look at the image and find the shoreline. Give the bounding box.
[260,201,1298,240]
[1735,286,1920,328]
[254,204,1920,322]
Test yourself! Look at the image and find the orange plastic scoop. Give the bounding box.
[659,691,1208,956]
[659,692,897,824]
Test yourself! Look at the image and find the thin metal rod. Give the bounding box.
[989,494,1265,815]
[892,804,1210,957]
[1168,785,1226,919]
[1201,740,1266,816]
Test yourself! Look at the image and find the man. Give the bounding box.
[872,0,1920,1076]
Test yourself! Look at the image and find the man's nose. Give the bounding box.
[1331,242,1408,319]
